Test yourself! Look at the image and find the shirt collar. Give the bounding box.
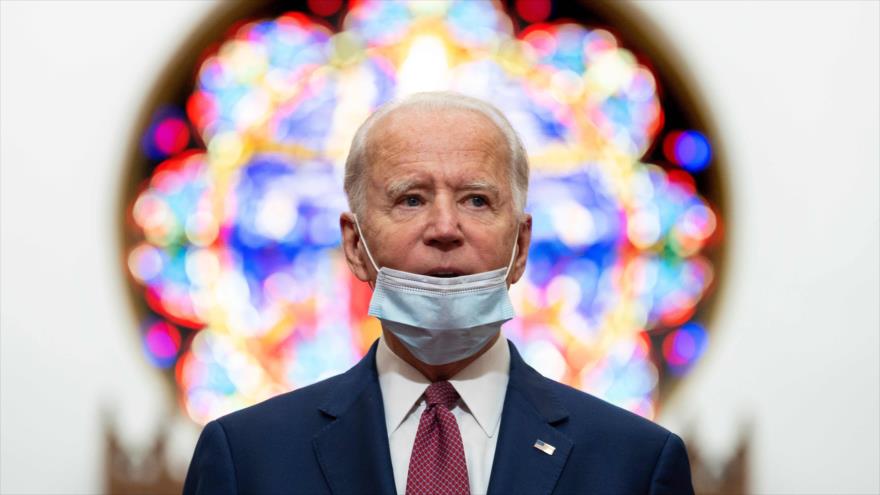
[448,335,510,437]
[376,337,430,437]
[376,335,510,438]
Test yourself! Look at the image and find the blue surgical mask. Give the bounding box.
[354,215,518,365]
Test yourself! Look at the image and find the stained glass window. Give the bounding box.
[123,0,724,424]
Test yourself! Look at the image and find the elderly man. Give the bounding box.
[184,92,694,495]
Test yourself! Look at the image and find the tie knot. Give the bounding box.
[424,381,459,409]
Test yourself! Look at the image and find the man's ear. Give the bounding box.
[339,212,373,283]
[508,213,532,285]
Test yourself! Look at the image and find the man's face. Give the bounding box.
[342,107,531,283]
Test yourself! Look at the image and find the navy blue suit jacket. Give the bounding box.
[184,340,694,494]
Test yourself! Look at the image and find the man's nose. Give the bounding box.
[423,199,464,251]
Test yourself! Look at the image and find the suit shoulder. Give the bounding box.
[541,375,674,443]
[214,372,344,433]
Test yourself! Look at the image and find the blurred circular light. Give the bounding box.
[154,118,190,156]
[129,244,164,282]
[662,322,707,374]
[663,130,712,172]
[522,28,557,58]
[515,0,551,23]
[144,321,182,367]
[307,0,342,17]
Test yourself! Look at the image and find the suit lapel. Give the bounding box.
[312,342,397,495]
[487,341,573,495]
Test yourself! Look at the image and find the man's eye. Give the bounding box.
[402,195,422,207]
[469,195,488,207]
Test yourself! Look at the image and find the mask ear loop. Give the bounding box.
[504,223,519,280]
[352,214,381,274]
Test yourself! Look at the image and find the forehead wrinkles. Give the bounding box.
[365,109,510,175]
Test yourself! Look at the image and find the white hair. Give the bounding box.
[343,91,529,215]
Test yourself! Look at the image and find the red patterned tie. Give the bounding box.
[405,381,470,495]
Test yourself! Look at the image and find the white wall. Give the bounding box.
[1,2,216,492]
[1,1,877,494]
[640,2,880,493]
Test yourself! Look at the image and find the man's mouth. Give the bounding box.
[425,271,464,278]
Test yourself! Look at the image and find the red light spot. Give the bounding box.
[648,106,665,139]
[143,285,204,329]
[662,130,682,165]
[660,304,696,327]
[515,0,552,23]
[187,91,217,133]
[154,118,190,155]
[667,169,696,195]
[280,11,313,26]
[307,0,343,17]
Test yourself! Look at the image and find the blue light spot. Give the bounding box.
[674,131,712,172]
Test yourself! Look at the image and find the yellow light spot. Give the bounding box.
[398,36,450,95]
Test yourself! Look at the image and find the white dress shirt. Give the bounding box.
[376,335,511,495]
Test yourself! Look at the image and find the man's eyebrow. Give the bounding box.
[385,178,426,199]
[384,179,501,198]
[459,181,500,196]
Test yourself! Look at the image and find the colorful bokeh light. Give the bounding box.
[662,322,709,376]
[515,0,552,23]
[125,0,722,424]
[142,109,192,161]
[144,320,182,368]
[664,130,712,172]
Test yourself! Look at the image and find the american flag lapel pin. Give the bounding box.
[533,439,556,455]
